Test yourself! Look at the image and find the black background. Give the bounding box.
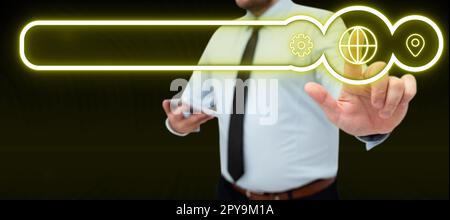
[0,0,448,199]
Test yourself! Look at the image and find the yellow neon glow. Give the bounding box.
[339,26,378,65]
[406,33,425,57]
[289,33,313,57]
[19,6,444,85]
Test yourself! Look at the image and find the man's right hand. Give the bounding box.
[162,99,214,134]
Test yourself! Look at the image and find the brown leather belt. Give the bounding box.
[232,177,336,200]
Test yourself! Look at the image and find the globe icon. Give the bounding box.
[339,26,378,65]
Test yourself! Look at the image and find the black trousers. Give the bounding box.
[216,176,339,200]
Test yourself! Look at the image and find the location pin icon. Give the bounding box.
[406,34,425,57]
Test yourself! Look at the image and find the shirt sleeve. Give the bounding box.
[311,16,346,100]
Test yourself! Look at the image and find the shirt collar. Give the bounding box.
[243,0,294,20]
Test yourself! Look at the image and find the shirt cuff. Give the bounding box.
[356,133,390,151]
[165,118,200,137]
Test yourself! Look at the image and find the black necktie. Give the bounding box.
[227,27,260,182]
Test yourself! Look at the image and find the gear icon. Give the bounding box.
[289,33,313,57]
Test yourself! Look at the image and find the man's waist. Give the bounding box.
[227,176,336,200]
[221,167,339,192]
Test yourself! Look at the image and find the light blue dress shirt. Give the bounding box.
[166,0,388,192]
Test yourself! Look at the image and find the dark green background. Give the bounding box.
[0,0,448,199]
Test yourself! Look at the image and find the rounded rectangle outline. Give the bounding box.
[19,6,444,85]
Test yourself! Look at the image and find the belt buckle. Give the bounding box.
[245,189,282,200]
[245,190,251,198]
[245,189,264,198]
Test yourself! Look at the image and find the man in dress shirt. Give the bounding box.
[162,0,417,200]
